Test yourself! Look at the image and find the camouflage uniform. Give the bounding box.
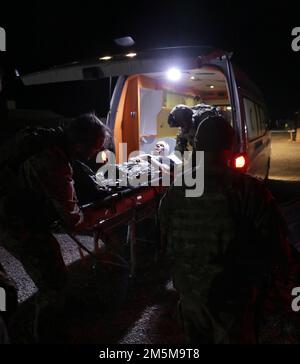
[159,167,290,344]
[0,132,88,303]
[174,104,219,154]
[175,126,197,154]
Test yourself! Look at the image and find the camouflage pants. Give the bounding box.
[0,227,68,341]
[178,298,237,344]
[0,228,67,295]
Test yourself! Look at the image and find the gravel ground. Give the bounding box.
[4,131,300,344]
[269,132,300,182]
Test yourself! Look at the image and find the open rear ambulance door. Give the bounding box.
[21,47,240,162]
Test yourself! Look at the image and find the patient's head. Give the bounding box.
[154,140,170,157]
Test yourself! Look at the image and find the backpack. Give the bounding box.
[0,127,64,198]
[191,103,219,129]
[173,104,219,153]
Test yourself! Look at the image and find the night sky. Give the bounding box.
[1,0,300,119]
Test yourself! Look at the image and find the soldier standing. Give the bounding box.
[168,103,219,154]
[159,116,290,343]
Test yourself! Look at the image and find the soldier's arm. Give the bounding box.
[27,147,88,232]
[175,129,188,154]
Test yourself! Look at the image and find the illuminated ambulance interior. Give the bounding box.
[114,65,232,161]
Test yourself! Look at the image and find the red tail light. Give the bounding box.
[232,153,248,171]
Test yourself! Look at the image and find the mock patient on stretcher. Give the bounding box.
[129,140,179,173]
[72,140,182,206]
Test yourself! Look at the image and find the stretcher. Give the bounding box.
[81,184,167,276]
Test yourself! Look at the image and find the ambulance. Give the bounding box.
[21,46,271,179]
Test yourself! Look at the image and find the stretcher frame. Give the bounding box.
[81,186,165,276]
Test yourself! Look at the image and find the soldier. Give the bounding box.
[0,113,106,340]
[168,103,219,154]
[159,116,290,344]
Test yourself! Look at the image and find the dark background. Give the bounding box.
[1,0,300,119]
